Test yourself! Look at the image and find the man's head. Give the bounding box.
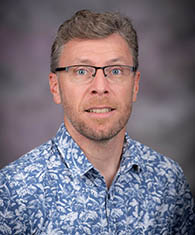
[50,9,138,74]
[49,10,140,143]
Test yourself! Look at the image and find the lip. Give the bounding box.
[85,107,115,112]
[84,107,116,117]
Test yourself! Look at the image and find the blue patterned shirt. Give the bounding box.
[0,123,194,234]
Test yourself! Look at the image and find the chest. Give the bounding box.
[28,172,173,234]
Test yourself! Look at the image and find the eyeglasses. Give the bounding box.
[55,65,136,83]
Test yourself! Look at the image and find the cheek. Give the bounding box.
[117,84,134,104]
[60,84,82,111]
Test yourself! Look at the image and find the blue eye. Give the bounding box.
[76,69,87,75]
[111,68,121,75]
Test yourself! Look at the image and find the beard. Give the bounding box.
[71,115,130,142]
[63,99,132,142]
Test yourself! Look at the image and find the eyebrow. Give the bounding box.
[107,57,128,64]
[73,59,92,64]
[73,57,129,65]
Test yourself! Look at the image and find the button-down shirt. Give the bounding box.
[0,123,194,234]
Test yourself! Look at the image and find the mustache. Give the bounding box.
[83,97,118,109]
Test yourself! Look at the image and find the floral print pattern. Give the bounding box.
[0,123,194,234]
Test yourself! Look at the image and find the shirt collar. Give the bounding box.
[53,123,143,177]
[53,123,93,177]
[120,133,144,174]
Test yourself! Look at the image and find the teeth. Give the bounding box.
[88,108,112,113]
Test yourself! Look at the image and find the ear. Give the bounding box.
[49,73,61,104]
[132,71,140,102]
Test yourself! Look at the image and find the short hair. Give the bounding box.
[50,9,138,73]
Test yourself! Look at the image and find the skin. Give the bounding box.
[49,33,140,188]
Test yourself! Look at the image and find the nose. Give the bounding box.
[90,69,109,95]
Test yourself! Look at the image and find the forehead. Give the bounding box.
[59,33,133,65]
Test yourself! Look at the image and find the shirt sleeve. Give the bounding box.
[172,167,195,234]
[0,171,27,234]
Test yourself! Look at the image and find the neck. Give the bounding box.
[83,133,125,188]
[66,125,125,188]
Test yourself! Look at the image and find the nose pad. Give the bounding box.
[102,68,107,77]
[92,72,96,78]
[92,67,107,78]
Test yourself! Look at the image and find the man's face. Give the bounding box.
[49,33,140,142]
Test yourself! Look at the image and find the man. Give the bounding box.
[0,9,194,234]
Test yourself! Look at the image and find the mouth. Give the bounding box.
[85,108,115,113]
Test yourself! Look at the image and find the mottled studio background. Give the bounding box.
[0,0,194,197]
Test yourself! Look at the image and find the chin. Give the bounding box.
[77,124,124,142]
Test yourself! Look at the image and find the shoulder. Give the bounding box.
[127,137,185,184]
[0,140,54,188]
[130,139,195,233]
[0,140,57,233]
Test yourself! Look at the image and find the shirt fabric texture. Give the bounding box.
[0,123,194,234]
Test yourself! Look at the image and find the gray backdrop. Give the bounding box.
[1,0,194,197]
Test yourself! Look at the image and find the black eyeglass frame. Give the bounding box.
[55,65,137,77]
